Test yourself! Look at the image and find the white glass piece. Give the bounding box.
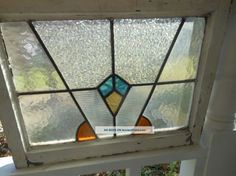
[144,83,194,130]
[114,18,181,84]
[116,86,152,135]
[73,90,114,138]
[160,18,205,81]
[33,20,112,89]
[0,22,65,92]
[19,93,84,145]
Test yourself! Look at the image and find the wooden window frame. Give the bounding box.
[0,0,231,168]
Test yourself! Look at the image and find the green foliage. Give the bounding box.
[83,162,180,176]
[107,170,126,176]
[84,170,126,176]
[14,68,64,92]
[165,162,180,176]
[141,164,165,176]
[141,162,180,176]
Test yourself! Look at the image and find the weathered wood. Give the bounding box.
[0,0,218,21]
[0,38,27,168]
[12,145,206,176]
[190,0,232,144]
[26,129,190,165]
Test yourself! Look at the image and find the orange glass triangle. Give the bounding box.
[76,121,96,142]
[136,116,152,126]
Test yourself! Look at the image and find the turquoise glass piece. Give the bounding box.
[99,77,113,96]
[99,75,129,97]
[115,76,129,95]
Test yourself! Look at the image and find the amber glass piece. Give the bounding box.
[137,116,152,126]
[76,121,96,142]
[106,91,122,114]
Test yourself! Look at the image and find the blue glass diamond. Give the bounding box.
[99,77,113,97]
[115,76,129,96]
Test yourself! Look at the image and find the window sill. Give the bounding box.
[0,145,206,176]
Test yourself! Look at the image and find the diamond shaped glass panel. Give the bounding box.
[99,77,113,97]
[115,76,129,95]
[99,75,129,98]
[106,91,123,114]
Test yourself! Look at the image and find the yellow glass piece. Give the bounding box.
[106,91,122,114]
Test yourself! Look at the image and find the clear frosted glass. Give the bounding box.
[114,18,181,84]
[73,90,114,138]
[0,22,65,92]
[160,18,205,81]
[19,93,84,145]
[33,20,112,89]
[144,83,194,130]
[116,86,152,135]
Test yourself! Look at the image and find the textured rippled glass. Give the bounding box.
[144,83,194,129]
[19,93,84,145]
[73,90,114,138]
[114,18,181,84]
[0,22,65,92]
[33,20,111,89]
[116,86,152,135]
[160,18,205,81]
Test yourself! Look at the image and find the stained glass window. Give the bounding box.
[0,17,205,146]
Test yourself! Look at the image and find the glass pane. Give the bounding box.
[114,18,181,84]
[0,22,65,92]
[115,76,129,95]
[19,93,84,145]
[144,83,194,130]
[99,77,113,97]
[116,86,152,135]
[160,17,205,81]
[73,90,114,138]
[33,20,112,89]
[106,91,123,114]
[99,75,129,97]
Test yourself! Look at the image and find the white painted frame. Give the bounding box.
[0,0,231,169]
[12,146,207,176]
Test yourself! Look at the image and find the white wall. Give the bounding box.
[204,132,236,176]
